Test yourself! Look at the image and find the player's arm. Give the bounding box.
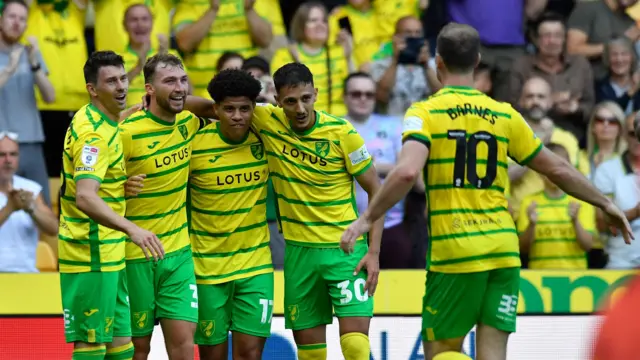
[73,133,164,259]
[354,167,383,254]
[183,95,217,118]
[362,140,428,223]
[510,115,633,243]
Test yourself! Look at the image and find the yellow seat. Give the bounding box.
[36,240,57,272]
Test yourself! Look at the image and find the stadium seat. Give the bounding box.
[36,241,57,272]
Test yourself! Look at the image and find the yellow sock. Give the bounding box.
[297,343,327,360]
[105,342,134,360]
[433,352,473,360]
[340,332,370,360]
[72,345,107,359]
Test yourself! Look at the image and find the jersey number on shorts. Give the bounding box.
[259,299,274,324]
[337,279,368,304]
[447,130,498,189]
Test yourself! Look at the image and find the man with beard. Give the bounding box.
[119,53,207,360]
[507,76,587,220]
[59,50,163,360]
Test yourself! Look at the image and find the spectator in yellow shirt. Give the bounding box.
[121,3,185,107]
[328,0,385,72]
[93,0,173,52]
[173,0,273,99]
[271,2,354,116]
[373,0,427,40]
[518,143,596,269]
[24,0,88,178]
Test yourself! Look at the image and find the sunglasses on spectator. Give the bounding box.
[347,91,375,100]
[594,115,620,126]
[0,132,18,141]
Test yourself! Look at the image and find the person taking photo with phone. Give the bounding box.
[370,15,441,116]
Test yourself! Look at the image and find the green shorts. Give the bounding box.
[422,267,520,341]
[284,242,373,331]
[126,247,198,337]
[195,272,274,346]
[60,269,131,344]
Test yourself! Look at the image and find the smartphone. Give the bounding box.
[338,16,353,34]
[398,37,424,65]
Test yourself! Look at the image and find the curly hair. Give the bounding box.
[207,69,262,103]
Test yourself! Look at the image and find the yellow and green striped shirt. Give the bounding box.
[120,110,204,261]
[252,104,372,247]
[328,5,384,68]
[517,191,595,269]
[189,121,272,284]
[58,104,127,273]
[403,86,543,273]
[270,45,350,116]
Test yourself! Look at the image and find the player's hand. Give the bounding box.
[527,201,538,224]
[125,174,146,197]
[354,251,380,296]
[127,226,165,261]
[603,201,635,245]
[568,202,580,221]
[341,217,371,254]
[119,103,143,121]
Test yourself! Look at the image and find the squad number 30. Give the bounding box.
[447,130,498,189]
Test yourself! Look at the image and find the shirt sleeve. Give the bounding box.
[340,123,373,177]
[578,200,596,234]
[402,103,431,148]
[72,131,110,183]
[507,110,543,165]
[516,196,532,234]
[119,125,133,164]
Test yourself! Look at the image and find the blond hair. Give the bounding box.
[586,101,627,156]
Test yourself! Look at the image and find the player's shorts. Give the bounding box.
[126,246,198,337]
[195,272,274,346]
[60,269,131,343]
[422,267,520,341]
[284,241,373,330]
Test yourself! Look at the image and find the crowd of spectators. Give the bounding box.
[1,0,640,273]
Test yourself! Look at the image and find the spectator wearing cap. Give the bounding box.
[0,0,54,205]
[370,15,440,116]
[567,0,639,81]
[508,12,594,144]
[0,133,58,273]
[596,37,640,115]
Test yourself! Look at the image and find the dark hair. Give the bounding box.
[0,0,27,15]
[436,23,480,74]
[343,71,374,92]
[207,69,262,103]
[534,12,565,36]
[216,52,244,73]
[242,56,270,75]
[143,52,184,84]
[273,63,314,93]
[84,51,125,84]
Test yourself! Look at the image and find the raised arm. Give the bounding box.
[175,1,220,53]
[245,0,273,48]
